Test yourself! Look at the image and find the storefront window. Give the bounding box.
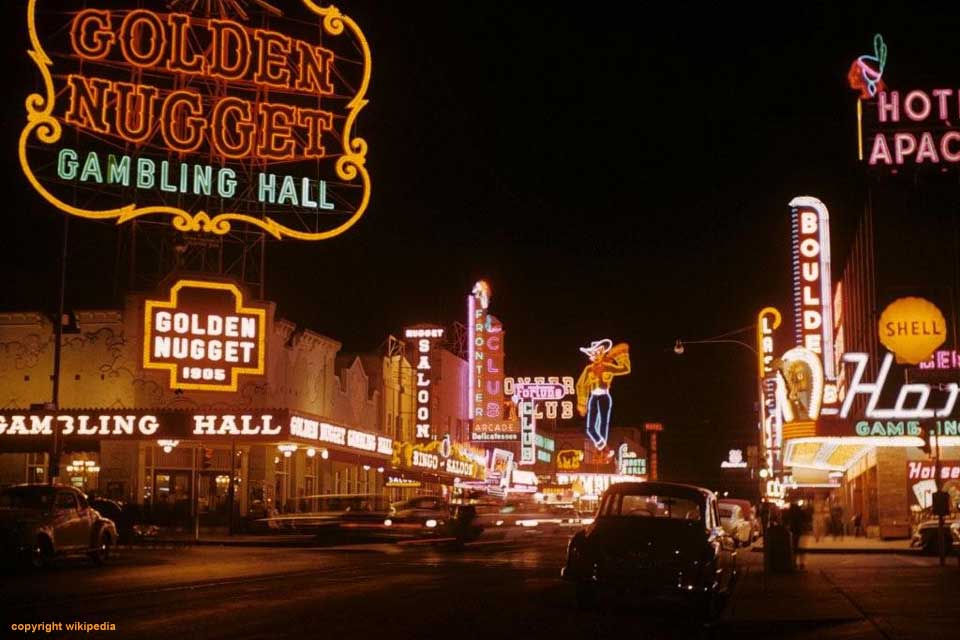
[274,454,290,513]
[26,452,46,484]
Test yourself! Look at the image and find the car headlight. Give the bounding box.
[425,519,438,528]
[384,519,393,527]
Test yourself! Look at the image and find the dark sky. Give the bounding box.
[3,1,960,488]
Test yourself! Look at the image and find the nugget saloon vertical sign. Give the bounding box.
[19,0,371,241]
[144,280,266,392]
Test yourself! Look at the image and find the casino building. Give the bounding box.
[778,93,960,537]
[0,283,484,529]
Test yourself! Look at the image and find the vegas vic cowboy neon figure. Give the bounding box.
[576,339,631,449]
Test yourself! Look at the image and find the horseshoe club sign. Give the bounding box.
[20,0,371,240]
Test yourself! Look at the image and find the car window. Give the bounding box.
[719,507,733,518]
[613,494,702,520]
[56,492,78,510]
[0,487,54,509]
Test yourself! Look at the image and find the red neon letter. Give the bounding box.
[113,81,159,143]
[119,10,168,68]
[257,103,297,159]
[294,40,334,95]
[297,108,334,158]
[208,19,251,80]
[64,75,112,134]
[210,97,256,159]
[253,29,292,88]
[166,14,204,73]
[70,9,115,60]
[160,91,205,153]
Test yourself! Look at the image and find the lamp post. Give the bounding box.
[673,328,761,496]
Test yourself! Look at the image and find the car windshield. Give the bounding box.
[0,486,54,509]
[602,493,703,521]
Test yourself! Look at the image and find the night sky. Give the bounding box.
[2,1,959,488]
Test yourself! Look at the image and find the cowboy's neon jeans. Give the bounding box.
[586,389,611,448]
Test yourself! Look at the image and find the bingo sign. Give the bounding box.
[143,279,266,392]
[20,0,371,241]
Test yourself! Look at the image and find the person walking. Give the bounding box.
[830,503,845,541]
[787,501,806,568]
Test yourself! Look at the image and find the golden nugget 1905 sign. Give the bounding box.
[20,0,371,240]
[144,279,266,392]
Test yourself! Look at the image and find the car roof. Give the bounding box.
[3,484,76,493]
[604,481,714,501]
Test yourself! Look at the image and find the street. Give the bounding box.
[3,536,958,640]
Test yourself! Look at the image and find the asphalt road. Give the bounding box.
[2,534,958,639]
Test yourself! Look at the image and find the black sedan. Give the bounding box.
[561,481,737,618]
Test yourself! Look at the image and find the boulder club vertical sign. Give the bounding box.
[20,0,371,241]
[144,279,266,392]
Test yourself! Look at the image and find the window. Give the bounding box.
[55,492,78,510]
[605,493,702,521]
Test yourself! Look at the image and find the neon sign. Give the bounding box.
[789,196,837,405]
[757,307,783,471]
[504,376,576,419]
[556,449,584,471]
[776,346,824,424]
[404,327,444,441]
[143,279,266,392]
[848,34,887,99]
[877,297,947,365]
[469,281,514,441]
[839,352,959,420]
[919,350,960,371]
[20,1,371,240]
[860,88,960,166]
[518,400,536,466]
[720,449,748,469]
[576,339,631,450]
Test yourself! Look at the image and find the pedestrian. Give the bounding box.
[853,512,863,537]
[813,502,827,542]
[788,501,805,568]
[830,503,844,541]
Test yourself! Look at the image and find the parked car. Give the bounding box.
[718,502,753,546]
[0,484,118,568]
[562,481,737,619]
[911,517,960,554]
[719,498,760,541]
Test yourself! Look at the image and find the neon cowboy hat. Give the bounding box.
[579,339,613,357]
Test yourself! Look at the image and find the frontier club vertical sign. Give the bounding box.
[468,281,516,442]
[404,327,445,442]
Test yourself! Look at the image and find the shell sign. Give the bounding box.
[878,297,947,365]
[20,0,371,241]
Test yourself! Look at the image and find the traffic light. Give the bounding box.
[201,447,213,470]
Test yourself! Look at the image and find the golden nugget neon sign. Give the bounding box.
[20,1,371,240]
[143,279,266,392]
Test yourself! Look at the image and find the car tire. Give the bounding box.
[89,532,112,566]
[575,582,596,610]
[30,536,54,569]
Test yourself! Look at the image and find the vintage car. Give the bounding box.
[911,517,960,554]
[561,481,737,618]
[0,484,118,568]
[718,502,753,547]
[383,495,451,537]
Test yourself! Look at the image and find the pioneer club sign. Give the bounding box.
[143,279,266,392]
[20,0,371,240]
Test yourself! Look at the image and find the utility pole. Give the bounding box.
[48,217,69,485]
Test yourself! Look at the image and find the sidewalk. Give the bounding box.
[721,565,881,638]
[752,534,918,554]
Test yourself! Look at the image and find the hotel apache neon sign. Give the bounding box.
[20,0,371,240]
[143,279,266,392]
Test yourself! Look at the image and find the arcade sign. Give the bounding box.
[20,1,371,240]
[143,279,266,392]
